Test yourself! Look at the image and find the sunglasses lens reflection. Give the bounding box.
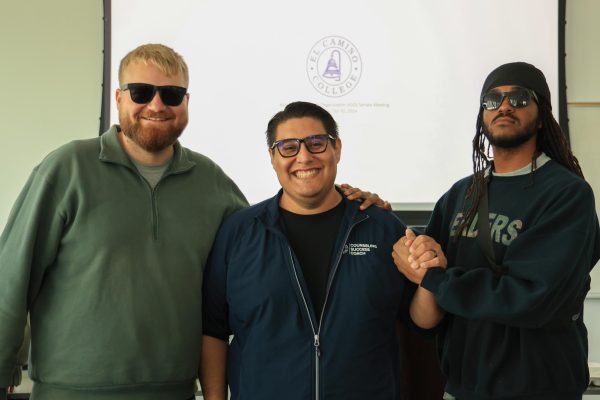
[482,90,533,110]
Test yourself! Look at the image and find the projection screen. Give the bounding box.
[109,0,560,208]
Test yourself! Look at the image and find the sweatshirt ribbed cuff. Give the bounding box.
[421,267,446,295]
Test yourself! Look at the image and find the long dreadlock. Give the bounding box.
[455,101,584,240]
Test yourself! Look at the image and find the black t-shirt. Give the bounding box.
[279,201,345,319]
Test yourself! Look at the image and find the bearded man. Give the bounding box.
[0,43,387,400]
[393,62,600,399]
[0,44,248,400]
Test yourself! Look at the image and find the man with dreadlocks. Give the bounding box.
[392,61,600,399]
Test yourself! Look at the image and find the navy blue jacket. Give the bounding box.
[203,190,415,400]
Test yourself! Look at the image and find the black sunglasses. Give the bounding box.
[120,83,187,106]
[482,88,538,111]
[271,134,335,158]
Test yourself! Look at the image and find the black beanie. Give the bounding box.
[480,62,551,108]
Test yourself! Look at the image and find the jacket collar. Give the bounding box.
[98,125,196,174]
[259,187,365,231]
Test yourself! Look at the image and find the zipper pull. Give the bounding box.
[314,334,321,357]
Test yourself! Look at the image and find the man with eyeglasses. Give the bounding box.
[200,101,441,400]
[392,62,600,399]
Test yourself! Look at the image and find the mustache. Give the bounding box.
[492,112,518,123]
[139,111,174,119]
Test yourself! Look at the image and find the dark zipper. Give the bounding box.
[150,184,159,240]
[145,168,190,241]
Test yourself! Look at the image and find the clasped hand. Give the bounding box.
[392,228,447,284]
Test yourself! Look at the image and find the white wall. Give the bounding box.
[0,0,103,228]
[0,0,599,365]
[566,0,600,363]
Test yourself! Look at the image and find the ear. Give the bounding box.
[269,147,275,168]
[116,89,123,110]
[535,104,542,129]
[334,137,342,163]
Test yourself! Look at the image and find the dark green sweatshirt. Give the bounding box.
[0,126,248,399]
[422,159,600,400]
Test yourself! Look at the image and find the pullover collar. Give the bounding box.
[98,125,196,174]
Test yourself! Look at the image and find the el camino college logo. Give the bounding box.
[306,36,362,97]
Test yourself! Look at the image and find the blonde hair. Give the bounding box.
[118,43,189,86]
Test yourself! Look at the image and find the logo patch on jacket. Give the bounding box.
[343,243,378,256]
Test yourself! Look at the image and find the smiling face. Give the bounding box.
[116,60,189,154]
[482,85,540,150]
[270,117,342,214]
